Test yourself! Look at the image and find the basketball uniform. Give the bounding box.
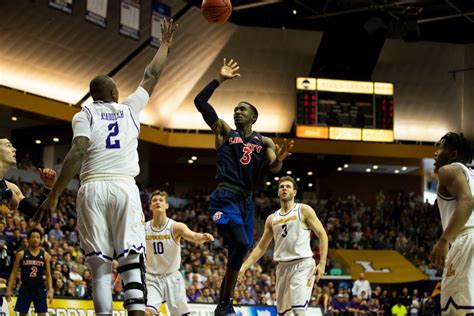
[209,130,265,246]
[437,162,474,315]
[272,203,315,315]
[144,219,189,315]
[15,249,47,313]
[73,87,149,261]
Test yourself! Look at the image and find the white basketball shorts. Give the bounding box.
[145,271,189,315]
[76,179,145,261]
[276,257,316,315]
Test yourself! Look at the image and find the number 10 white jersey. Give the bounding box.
[72,87,149,180]
[145,219,181,275]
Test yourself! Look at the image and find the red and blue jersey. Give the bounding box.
[20,249,46,290]
[216,130,266,191]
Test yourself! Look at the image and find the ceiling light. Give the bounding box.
[187,159,194,164]
[266,181,271,186]
[373,165,378,169]
[296,178,300,182]
[11,116,17,121]
[307,171,313,176]
[337,167,342,171]
[366,168,371,173]
[53,137,59,142]
[344,164,349,168]
[274,177,279,181]
[308,183,313,187]
[191,156,197,161]
[292,9,297,15]
[286,170,292,175]
[35,140,41,144]
[394,170,399,174]
[402,166,407,171]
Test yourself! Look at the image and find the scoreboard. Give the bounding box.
[295,78,394,142]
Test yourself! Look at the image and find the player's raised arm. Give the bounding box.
[301,204,328,282]
[173,222,214,245]
[430,165,473,266]
[239,214,274,280]
[139,19,178,96]
[194,58,239,146]
[264,138,294,173]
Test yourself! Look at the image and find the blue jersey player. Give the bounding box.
[6,228,53,316]
[194,58,293,315]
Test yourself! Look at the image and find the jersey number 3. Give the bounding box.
[281,224,288,238]
[106,122,121,149]
[240,146,252,165]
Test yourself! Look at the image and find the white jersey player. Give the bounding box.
[144,190,214,316]
[431,132,474,316]
[239,176,328,316]
[37,19,178,316]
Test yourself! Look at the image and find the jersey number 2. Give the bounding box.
[106,122,121,149]
[153,241,164,255]
[240,146,252,165]
[30,266,38,277]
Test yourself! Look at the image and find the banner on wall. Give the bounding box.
[48,0,73,14]
[119,0,141,40]
[150,0,171,48]
[85,0,108,28]
[0,298,322,316]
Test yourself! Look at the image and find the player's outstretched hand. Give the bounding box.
[276,138,294,162]
[218,58,241,81]
[38,168,57,188]
[237,268,246,284]
[430,238,448,267]
[314,263,325,283]
[161,18,178,46]
[33,195,59,226]
[196,233,214,244]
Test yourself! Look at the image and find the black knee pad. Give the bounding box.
[118,253,147,308]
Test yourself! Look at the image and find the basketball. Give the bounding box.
[201,0,232,23]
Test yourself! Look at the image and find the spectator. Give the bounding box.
[352,272,371,299]
[392,299,408,316]
[196,287,214,303]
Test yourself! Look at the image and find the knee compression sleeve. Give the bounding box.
[87,257,113,314]
[118,253,147,311]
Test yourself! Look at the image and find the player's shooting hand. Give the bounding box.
[33,195,58,226]
[218,58,241,81]
[5,289,13,302]
[47,288,54,304]
[314,263,325,283]
[430,237,449,267]
[161,18,178,46]
[38,168,57,188]
[275,139,294,162]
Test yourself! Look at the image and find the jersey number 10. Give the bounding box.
[152,241,164,255]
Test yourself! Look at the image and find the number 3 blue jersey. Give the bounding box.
[216,130,266,191]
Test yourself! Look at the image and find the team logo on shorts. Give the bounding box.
[213,211,223,222]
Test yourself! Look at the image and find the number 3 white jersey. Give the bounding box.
[272,203,313,262]
[72,87,149,180]
[145,219,181,275]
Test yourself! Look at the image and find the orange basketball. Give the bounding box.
[201,0,232,23]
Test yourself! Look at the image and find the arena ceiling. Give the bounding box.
[0,0,471,142]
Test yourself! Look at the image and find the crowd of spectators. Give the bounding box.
[1,176,443,315]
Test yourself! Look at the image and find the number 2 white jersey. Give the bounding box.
[72,87,149,180]
[437,162,474,232]
[145,219,181,275]
[272,203,313,262]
